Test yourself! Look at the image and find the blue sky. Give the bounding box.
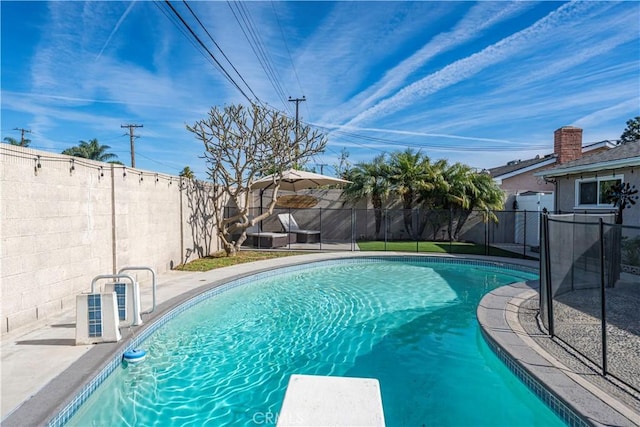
[2,1,639,179]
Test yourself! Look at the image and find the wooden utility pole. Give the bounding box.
[121,124,143,167]
[288,96,305,165]
[13,127,31,146]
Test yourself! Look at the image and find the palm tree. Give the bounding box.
[442,164,504,240]
[62,139,118,162]
[342,154,391,238]
[417,158,449,239]
[3,136,31,147]
[389,149,435,239]
[440,163,475,240]
[179,166,195,179]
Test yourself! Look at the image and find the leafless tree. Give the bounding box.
[187,104,327,256]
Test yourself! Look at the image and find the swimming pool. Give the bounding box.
[65,257,564,426]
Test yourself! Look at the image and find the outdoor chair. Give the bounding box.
[277,213,321,243]
[245,223,295,249]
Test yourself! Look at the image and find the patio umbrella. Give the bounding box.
[251,168,350,192]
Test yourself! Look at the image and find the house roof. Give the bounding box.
[535,140,640,178]
[488,155,556,179]
[582,139,618,153]
[489,139,620,180]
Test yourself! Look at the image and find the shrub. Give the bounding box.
[621,236,640,266]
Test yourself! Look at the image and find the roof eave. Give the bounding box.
[492,157,557,180]
[535,157,640,178]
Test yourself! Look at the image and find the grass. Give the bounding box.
[177,242,533,272]
[357,240,535,259]
[176,250,304,271]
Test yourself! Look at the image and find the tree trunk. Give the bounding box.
[403,195,415,239]
[417,208,428,238]
[374,208,382,237]
[218,229,238,257]
[373,195,383,238]
[447,206,454,241]
[224,244,237,256]
[453,209,472,241]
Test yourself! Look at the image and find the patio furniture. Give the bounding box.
[246,224,295,248]
[277,213,321,243]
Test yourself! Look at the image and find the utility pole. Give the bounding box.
[288,96,305,166]
[121,124,143,168]
[13,127,31,146]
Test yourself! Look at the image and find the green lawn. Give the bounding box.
[177,250,304,271]
[177,242,532,272]
[357,240,534,259]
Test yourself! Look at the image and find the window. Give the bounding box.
[576,175,622,207]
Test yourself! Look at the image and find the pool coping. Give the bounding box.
[0,252,573,426]
[478,282,640,427]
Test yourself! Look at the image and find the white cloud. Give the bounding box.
[325,1,536,124]
[341,1,603,127]
[3,0,638,176]
[572,99,640,131]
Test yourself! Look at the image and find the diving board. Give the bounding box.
[277,374,385,426]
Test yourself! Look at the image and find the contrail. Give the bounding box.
[96,1,137,61]
[344,1,598,128]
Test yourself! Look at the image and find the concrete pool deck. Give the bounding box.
[478,282,640,426]
[1,252,638,426]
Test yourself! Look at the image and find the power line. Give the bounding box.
[227,1,290,112]
[121,124,143,167]
[160,0,255,104]
[182,0,262,104]
[153,1,223,74]
[271,1,306,117]
[135,151,185,171]
[156,2,306,121]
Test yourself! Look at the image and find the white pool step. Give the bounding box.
[277,374,385,426]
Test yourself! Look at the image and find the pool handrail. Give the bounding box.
[90,273,136,294]
[118,266,157,315]
[89,273,141,326]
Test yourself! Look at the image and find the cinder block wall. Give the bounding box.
[112,165,183,272]
[0,146,217,333]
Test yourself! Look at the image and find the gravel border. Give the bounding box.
[519,294,640,415]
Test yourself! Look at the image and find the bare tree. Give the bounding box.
[187,104,327,256]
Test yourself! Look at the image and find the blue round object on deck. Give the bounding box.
[123,349,147,363]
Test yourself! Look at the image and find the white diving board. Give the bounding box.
[277,374,385,426]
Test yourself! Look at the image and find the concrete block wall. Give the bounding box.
[1,145,217,334]
[112,166,183,273]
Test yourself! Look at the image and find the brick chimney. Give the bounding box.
[554,126,583,164]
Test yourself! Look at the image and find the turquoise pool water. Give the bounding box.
[68,259,564,426]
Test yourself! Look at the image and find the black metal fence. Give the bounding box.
[540,213,640,392]
[233,207,554,257]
